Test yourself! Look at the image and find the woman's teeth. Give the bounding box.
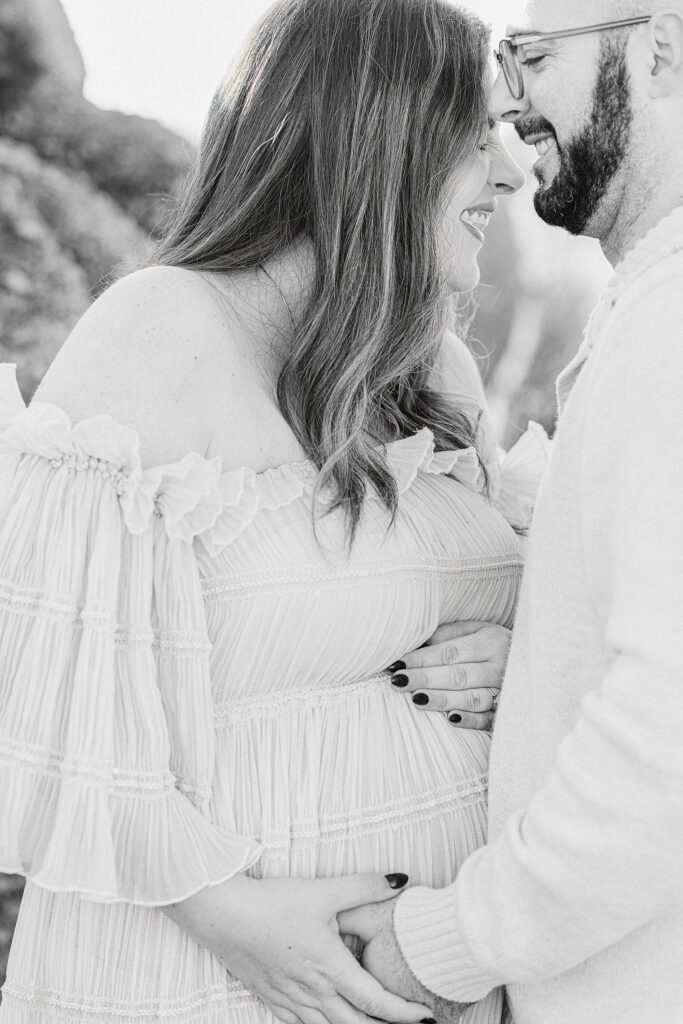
[460,209,492,231]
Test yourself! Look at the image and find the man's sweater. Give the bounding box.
[394,205,683,1024]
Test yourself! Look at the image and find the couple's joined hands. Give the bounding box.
[163,871,437,1024]
[388,620,511,730]
[339,900,470,1024]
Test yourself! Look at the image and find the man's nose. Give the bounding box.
[488,68,531,124]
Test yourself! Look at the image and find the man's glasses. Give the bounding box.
[494,16,652,101]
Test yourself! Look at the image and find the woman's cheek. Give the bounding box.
[443,219,481,293]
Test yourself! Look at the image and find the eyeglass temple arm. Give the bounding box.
[510,16,651,47]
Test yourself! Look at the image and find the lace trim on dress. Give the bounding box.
[214,673,388,722]
[0,735,177,795]
[258,778,488,854]
[0,581,215,660]
[1,979,261,1023]
[201,555,524,604]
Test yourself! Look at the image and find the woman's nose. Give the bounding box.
[490,143,526,197]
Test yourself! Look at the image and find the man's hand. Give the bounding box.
[338,900,470,1024]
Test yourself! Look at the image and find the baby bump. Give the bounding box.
[211,676,491,888]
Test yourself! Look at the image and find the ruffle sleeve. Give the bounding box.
[490,422,552,534]
[384,428,486,496]
[0,365,262,906]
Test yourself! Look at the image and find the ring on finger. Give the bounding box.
[489,689,500,713]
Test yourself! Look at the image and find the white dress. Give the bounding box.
[0,362,547,1024]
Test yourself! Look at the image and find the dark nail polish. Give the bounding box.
[449,713,463,724]
[412,693,429,706]
[391,674,409,688]
[387,661,406,673]
[385,872,409,889]
[421,1018,437,1023]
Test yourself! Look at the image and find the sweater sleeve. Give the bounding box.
[393,276,683,1001]
[0,366,262,906]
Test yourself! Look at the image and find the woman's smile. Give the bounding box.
[460,203,496,242]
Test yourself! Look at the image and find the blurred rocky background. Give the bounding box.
[0,0,191,402]
[0,0,611,988]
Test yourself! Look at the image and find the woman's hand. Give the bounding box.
[162,872,433,1024]
[387,621,511,730]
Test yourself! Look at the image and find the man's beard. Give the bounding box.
[516,37,633,235]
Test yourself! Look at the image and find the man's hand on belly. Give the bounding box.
[338,900,469,1024]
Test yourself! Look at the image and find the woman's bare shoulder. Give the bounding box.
[34,266,258,468]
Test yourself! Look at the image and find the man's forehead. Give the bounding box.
[506,0,598,36]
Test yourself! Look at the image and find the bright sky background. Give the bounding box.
[60,0,524,141]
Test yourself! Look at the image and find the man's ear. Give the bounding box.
[645,10,683,97]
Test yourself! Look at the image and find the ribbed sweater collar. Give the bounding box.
[557,202,683,413]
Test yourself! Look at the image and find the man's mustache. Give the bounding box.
[514,116,558,146]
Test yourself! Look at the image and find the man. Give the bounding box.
[340,1,683,1021]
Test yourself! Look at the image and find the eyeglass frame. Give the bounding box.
[494,16,652,100]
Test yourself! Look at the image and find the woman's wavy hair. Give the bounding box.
[153,0,490,541]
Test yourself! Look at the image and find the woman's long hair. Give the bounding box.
[153,0,490,540]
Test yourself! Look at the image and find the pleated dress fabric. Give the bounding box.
[0,363,540,1024]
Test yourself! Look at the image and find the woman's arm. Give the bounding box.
[32,269,432,1024]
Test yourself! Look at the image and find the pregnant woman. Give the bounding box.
[0,1,541,1022]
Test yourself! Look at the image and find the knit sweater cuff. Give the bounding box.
[393,886,499,1003]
